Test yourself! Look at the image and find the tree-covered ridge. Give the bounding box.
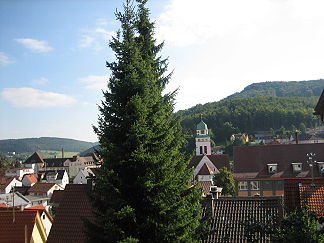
[0,137,96,153]
[177,97,319,143]
[226,79,324,99]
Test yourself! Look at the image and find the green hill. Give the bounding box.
[0,137,96,153]
[225,79,324,99]
[175,80,323,146]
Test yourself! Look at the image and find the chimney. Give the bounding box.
[295,131,299,144]
[206,194,215,218]
[62,147,64,158]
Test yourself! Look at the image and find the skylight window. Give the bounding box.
[267,163,277,173]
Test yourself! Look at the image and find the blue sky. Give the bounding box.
[1,0,324,142]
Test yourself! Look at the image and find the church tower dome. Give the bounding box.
[195,118,212,155]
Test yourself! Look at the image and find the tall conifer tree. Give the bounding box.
[86,0,202,242]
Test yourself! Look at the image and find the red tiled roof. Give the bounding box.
[0,210,39,243]
[0,203,7,207]
[234,143,324,179]
[284,178,324,217]
[189,154,230,170]
[49,190,65,204]
[47,184,95,243]
[28,183,56,193]
[27,204,45,210]
[197,163,213,175]
[23,174,38,184]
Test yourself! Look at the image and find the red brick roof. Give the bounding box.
[47,184,95,243]
[284,178,324,217]
[234,143,324,179]
[189,154,230,170]
[49,190,65,205]
[23,174,38,184]
[28,183,57,193]
[0,210,39,243]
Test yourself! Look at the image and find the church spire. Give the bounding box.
[195,118,211,155]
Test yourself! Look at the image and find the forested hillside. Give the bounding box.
[176,96,319,144]
[0,137,96,153]
[226,79,324,99]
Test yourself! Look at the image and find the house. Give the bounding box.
[284,178,324,217]
[230,133,249,143]
[22,173,38,187]
[5,167,34,179]
[203,196,283,242]
[73,167,99,184]
[234,143,324,197]
[38,170,69,188]
[28,183,63,198]
[47,184,95,243]
[23,151,101,178]
[254,132,274,144]
[314,89,324,122]
[298,134,324,144]
[0,210,47,243]
[25,205,53,236]
[0,191,31,208]
[0,177,22,194]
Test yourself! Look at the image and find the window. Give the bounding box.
[201,130,205,134]
[292,163,302,173]
[200,146,203,155]
[267,164,277,173]
[317,162,324,173]
[250,181,260,190]
[43,215,45,220]
[204,146,207,154]
[238,181,248,190]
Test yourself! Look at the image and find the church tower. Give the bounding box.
[195,119,212,155]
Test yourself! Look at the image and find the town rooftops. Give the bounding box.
[234,143,324,180]
[47,184,95,243]
[203,196,283,242]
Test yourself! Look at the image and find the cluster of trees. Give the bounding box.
[177,96,319,145]
[0,137,96,153]
[226,79,324,99]
[0,153,21,169]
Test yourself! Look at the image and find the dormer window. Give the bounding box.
[292,162,302,173]
[267,163,277,173]
[317,162,324,173]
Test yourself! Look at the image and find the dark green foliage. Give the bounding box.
[87,1,202,242]
[224,137,246,157]
[213,167,235,196]
[226,79,324,99]
[177,96,319,144]
[0,153,21,169]
[0,137,95,153]
[242,206,324,242]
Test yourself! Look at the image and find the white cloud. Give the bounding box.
[1,88,76,107]
[31,77,49,85]
[157,0,324,110]
[79,75,107,90]
[0,52,14,66]
[79,19,116,51]
[15,38,53,52]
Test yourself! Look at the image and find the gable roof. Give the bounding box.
[203,196,283,242]
[189,154,230,170]
[47,184,95,243]
[197,163,213,176]
[43,158,70,167]
[24,151,44,164]
[28,183,57,193]
[0,210,45,243]
[234,143,324,179]
[41,170,66,180]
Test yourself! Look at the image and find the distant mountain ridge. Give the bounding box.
[225,79,324,100]
[0,137,97,153]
